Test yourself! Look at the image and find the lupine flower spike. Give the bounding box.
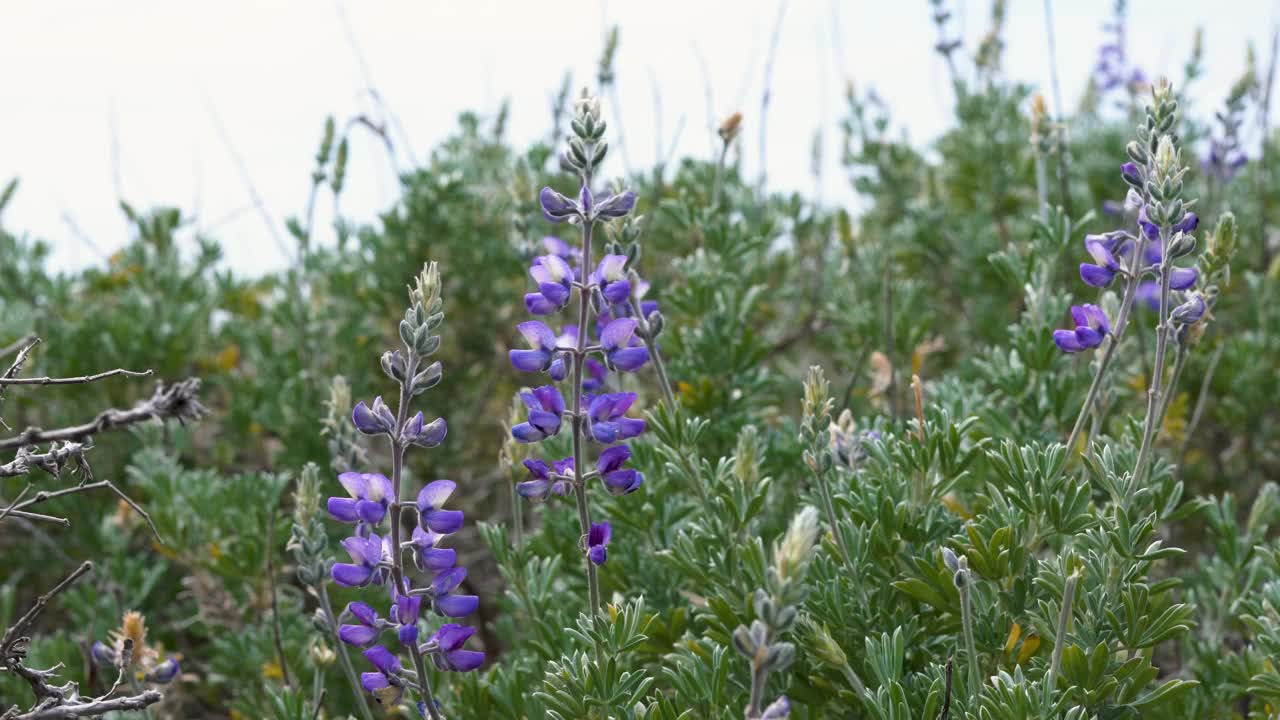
[325,262,482,719]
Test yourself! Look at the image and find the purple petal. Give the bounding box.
[597,444,631,473]
[355,499,386,524]
[517,321,556,350]
[433,567,467,595]
[595,254,628,282]
[338,471,370,499]
[416,480,456,511]
[433,624,476,651]
[511,422,545,443]
[609,346,650,372]
[360,671,389,692]
[1053,329,1084,353]
[352,401,386,435]
[510,349,551,373]
[445,649,486,672]
[540,187,577,222]
[603,469,642,495]
[525,293,560,316]
[601,318,637,350]
[595,190,637,219]
[363,645,401,674]
[327,497,360,523]
[435,594,479,618]
[1170,267,1198,290]
[589,521,611,547]
[588,545,608,565]
[349,601,378,625]
[419,547,457,572]
[424,508,465,535]
[339,624,379,647]
[332,563,373,587]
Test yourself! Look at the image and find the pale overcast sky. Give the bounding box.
[1,1,1275,275]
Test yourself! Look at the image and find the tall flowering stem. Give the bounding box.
[327,262,484,719]
[511,89,647,631]
[1054,81,1198,489]
[1126,81,1204,502]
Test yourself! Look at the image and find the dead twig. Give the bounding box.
[0,378,205,451]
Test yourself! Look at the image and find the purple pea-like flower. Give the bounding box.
[526,255,576,315]
[516,457,573,502]
[146,658,181,684]
[327,472,394,527]
[510,321,559,373]
[416,480,463,534]
[593,190,636,220]
[352,396,396,435]
[427,624,485,672]
[429,566,480,618]
[587,521,611,565]
[597,445,643,496]
[592,254,632,305]
[1172,293,1207,324]
[1170,267,1198,290]
[540,186,579,223]
[339,601,381,648]
[402,411,447,448]
[1080,237,1122,288]
[410,526,457,573]
[1174,212,1199,234]
[1137,205,1160,243]
[512,385,566,443]
[360,645,404,706]
[601,318,650,372]
[1053,304,1110,354]
[332,534,384,587]
[1121,161,1142,187]
[588,392,646,443]
[391,592,423,645]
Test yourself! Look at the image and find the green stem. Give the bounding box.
[814,463,852,568]
[389,356,443,720]
[318,585,375,720]
[1129,229,1175,504]
[958,571,979,702]
[571,213,604,657]
[1044,572,1080,704]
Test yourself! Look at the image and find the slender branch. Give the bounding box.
[0,369,151,387]
[0,378,205,451]
[1043,572,1080,704]
[571,220,603,625]
[0,336,37,360]
[2,562,93,660]
[10,690,162,720]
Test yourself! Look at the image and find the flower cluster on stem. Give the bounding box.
[326,262,483,719]
[508,90,648,622]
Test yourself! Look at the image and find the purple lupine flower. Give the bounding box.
[416,479,463,534]
[428,566,480,617]
[1172,293,1207,324]
[333,534,383,587]
[1173,212,1199,234]
[588,392,646,443]
[427,624,485,672]
[1053,304,1110,354]
[540,187,579,223]
[597,445,643,496]
[327,472,394,527]
[601,318,649,372]
[147,658,181,684]
[339,601,381,648]
[510,321,558,373]
[360,645,405,706]
[760,696,791,719]
[593,190,637,219]
[1137,204,1159,242]
[1080,236,1123,288]
[516,457,573,502]
[410,526,457,573]
[392,592,423,645]
[402,411,447,448]
[592,254,631,305]
[352,396,395,435]
[587,522,611,565]
[512,385,566,442]
[525,255,576,315]
[1169,267,1198,290]
[1121,161,1142,188]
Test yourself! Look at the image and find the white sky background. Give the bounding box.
[1,0,1276,276]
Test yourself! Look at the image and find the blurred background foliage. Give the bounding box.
[3,2,1280,717]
